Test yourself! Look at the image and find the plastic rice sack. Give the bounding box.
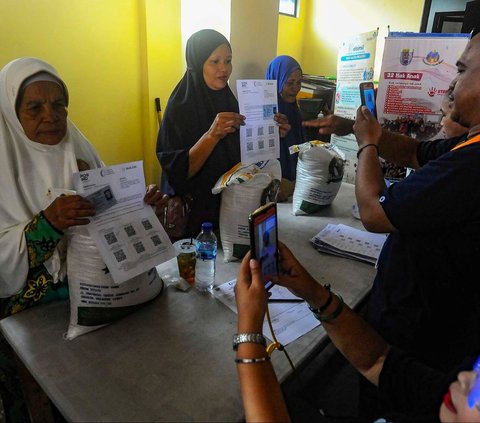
[65,227,164,339]
[212,160,281,262]
[290,142,345,215]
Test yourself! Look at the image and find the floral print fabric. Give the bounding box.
[0,212,65,318]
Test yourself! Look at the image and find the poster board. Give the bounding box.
[376,32,469,180]
[330,30,378,183]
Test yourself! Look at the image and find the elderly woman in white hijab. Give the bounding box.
[0,57,167,315]
[0,57,104,421]
[0,57,165,421]
[0,57,105,317]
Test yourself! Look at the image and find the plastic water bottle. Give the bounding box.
[195,222,217,292]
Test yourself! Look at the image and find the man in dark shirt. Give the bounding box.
[304,30,480,416]
[234,243,479,422]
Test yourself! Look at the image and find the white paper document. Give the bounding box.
[237,79,280,165]
[311,223,387,265]
[213,280,320,346]
[73,161,176,284]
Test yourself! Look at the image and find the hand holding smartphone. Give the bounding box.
[359,82,377,118]
[249,202,279,291]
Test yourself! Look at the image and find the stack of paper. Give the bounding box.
[311,223,387,265]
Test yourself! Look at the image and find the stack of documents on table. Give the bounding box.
[311,223,387,265]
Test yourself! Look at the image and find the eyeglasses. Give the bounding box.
[470,27,479,39]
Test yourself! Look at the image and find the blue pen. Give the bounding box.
[467,355,480,409]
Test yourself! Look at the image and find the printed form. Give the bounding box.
[73,161,176,284]
[213,281,320,346]
[311,223,387,265]
[237,79,280,165]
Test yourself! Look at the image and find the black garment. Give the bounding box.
[377,348,476,423]
[0,337,30,423]
[366,133,480,372]
[277,97,303,180]
[156,29,240,237]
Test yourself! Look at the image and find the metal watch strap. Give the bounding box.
[232,333,266,351]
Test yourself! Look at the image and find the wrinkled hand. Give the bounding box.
[273,242,321,305]
[274,112,291,138]
[43,195,95,231]
[208,112,246,140]
[353,106,382,147]
[235,252,268,333]
[302,114,354,136]
[144,184,169,209]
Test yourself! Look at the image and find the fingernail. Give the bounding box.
[443,390,457,414]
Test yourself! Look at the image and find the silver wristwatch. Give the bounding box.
[232,333,266,350]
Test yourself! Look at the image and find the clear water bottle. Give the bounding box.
[195,222,217,292]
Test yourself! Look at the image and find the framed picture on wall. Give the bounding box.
[279,0,298,17]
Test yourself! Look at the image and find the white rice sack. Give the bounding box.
[292,142,345,215]
[65,227,164,340]
[213,160,281,262]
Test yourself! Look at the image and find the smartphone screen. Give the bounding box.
[249,203,278,291]
[360,82,377,118]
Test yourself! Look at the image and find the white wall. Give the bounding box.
[229,0,279,95]
[181,0,231,67]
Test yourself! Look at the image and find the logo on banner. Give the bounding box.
[363,67,374,80]
[399,49,414,66]
[423,50,443,66]
[427,87,437,97]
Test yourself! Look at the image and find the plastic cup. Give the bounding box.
[174,239,196,285]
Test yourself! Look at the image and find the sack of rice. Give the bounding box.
[212,160,281,262]
[291,142,345,215]
[65,227,164,340]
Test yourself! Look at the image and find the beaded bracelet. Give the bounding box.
[310,294,345,323]
[308,284,332,314]
[235,356,271,364]
[356,143,379,159]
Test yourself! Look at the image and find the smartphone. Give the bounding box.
[359,82,377,118]
[249,202,278,291]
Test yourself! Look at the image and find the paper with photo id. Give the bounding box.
[73,161,176,284]
[237,79,280,164]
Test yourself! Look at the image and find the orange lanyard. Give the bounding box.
[451,134,480,151]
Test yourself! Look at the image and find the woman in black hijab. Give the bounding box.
[156,29,245,237]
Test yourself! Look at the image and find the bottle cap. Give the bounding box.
[173,239,196,254]
[201,222,213,231]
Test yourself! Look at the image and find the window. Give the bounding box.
[279,0,298,17]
